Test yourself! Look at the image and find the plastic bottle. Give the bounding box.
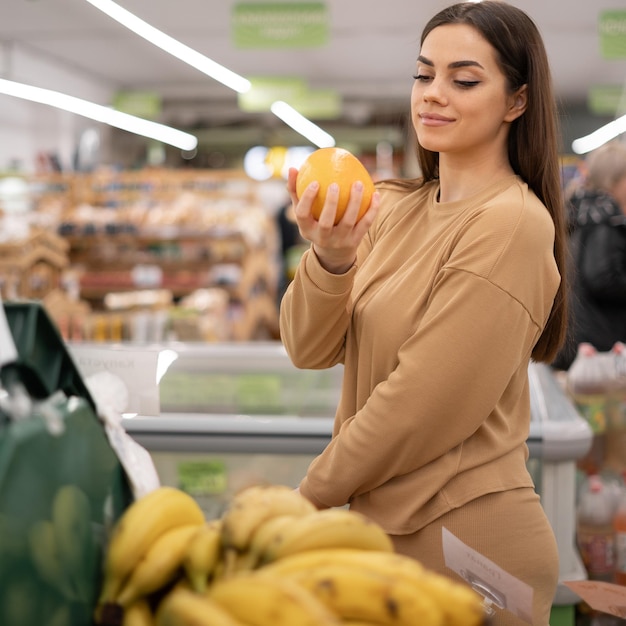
[577,474,616,582]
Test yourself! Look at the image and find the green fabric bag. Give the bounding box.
[0,301,132,626]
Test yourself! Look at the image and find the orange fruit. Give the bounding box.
[296,147,375,224]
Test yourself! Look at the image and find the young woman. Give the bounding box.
[280,3,568,624]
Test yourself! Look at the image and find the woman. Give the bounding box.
[553,141,626,370]
[280,3,568,625]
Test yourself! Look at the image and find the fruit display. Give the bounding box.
[296,147,376,224]
[94,484,487,626]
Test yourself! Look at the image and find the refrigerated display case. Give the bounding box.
[67,341,592,624]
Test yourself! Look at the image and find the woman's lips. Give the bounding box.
[419,113,454,127]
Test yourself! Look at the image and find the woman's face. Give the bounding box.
[411,24,525,160]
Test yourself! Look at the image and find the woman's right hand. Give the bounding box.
[287,167,379,274]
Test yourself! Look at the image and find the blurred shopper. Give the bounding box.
[279,2,567,624]
[553,142,626,370]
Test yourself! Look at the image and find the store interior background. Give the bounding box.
[1,0,624,172]
[0,3,625,624]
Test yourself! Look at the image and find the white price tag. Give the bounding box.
[442,526,534,624]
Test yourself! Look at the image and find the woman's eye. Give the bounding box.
[455,80,480,88]
[413,74,432,83]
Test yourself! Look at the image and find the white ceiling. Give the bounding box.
[2,0,626,136]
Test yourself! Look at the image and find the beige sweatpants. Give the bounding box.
[389,487,559,626]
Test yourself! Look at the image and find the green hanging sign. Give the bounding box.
[232,2,329,48]
[588,85,626,116]
[598,10,626,59]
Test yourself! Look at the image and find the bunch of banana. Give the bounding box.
[94,486,205,623]
[259,548,485,626]
[219,484,316,576]
[251,508,394,566]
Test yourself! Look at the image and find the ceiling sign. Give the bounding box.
[588,85,626,116]
[112,91,162,120]
[598,10,626,59]
[232,2,328,48]
[238,76,341,119]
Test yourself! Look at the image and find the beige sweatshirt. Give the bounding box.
[279,176,560,535]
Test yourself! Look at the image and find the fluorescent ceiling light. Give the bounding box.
[572,114,626,154]
[83,0,251,94]
[0,78,198,151]
[270,101,335,148]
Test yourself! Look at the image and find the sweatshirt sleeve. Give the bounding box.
[279,230,375,370]
[298,203,558,509]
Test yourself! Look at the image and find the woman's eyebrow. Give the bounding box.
[417,55,484,70]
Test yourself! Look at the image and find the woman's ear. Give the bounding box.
[505,85,528,122]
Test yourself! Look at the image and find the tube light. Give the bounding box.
[572,114,626,154]
[83,0,251,94]
[270,101,335,148]
[0,78,198,151]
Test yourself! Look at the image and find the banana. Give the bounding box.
[123,598,155,626]
[182,519,223,593]
[156,586,245,626]
[221,484,315,554]
[52,483,97,601]
[27,519,79,600]
[97,487,205,608]
[277,561,444,626]
[257,508,394,565]
[260,548,484,626]
[116,523,202,607]
[208,573,341,626]
[242,514,299,570]
[260,547,425,579]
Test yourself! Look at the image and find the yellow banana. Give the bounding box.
[208,572,341,626]
[182,519,223,593]
[260,547,484,626]
[116,523,202,607]
[97,487,205,608]
[242,514,298,570]
[123,598,155,626]
[27,519,79,600]
[258,508,394,564]
[221,485,315,553]
[155,587,244,626]
[51,483,97,601]
[278,561,444,626]
[410,569,486,626]
[260,547,425,579]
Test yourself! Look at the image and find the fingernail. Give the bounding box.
[309,181,319,191]
[354,181,363,191]
[329,183,339,193]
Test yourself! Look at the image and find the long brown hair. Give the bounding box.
[394,1,568,362]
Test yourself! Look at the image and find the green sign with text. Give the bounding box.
[599,10,626,59]
[233,2,328,48]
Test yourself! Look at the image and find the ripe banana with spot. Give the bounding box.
[274,560,445,626]
[96,487,205,611]
[182,519,223,593]
[220,484,315,575]
[156,586,245,626]
[208,572,341,626]
[260,548,485,626]
[116,523,202,607]
[257,508,394,565]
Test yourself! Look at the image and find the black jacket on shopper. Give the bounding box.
[553,188,626,370]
